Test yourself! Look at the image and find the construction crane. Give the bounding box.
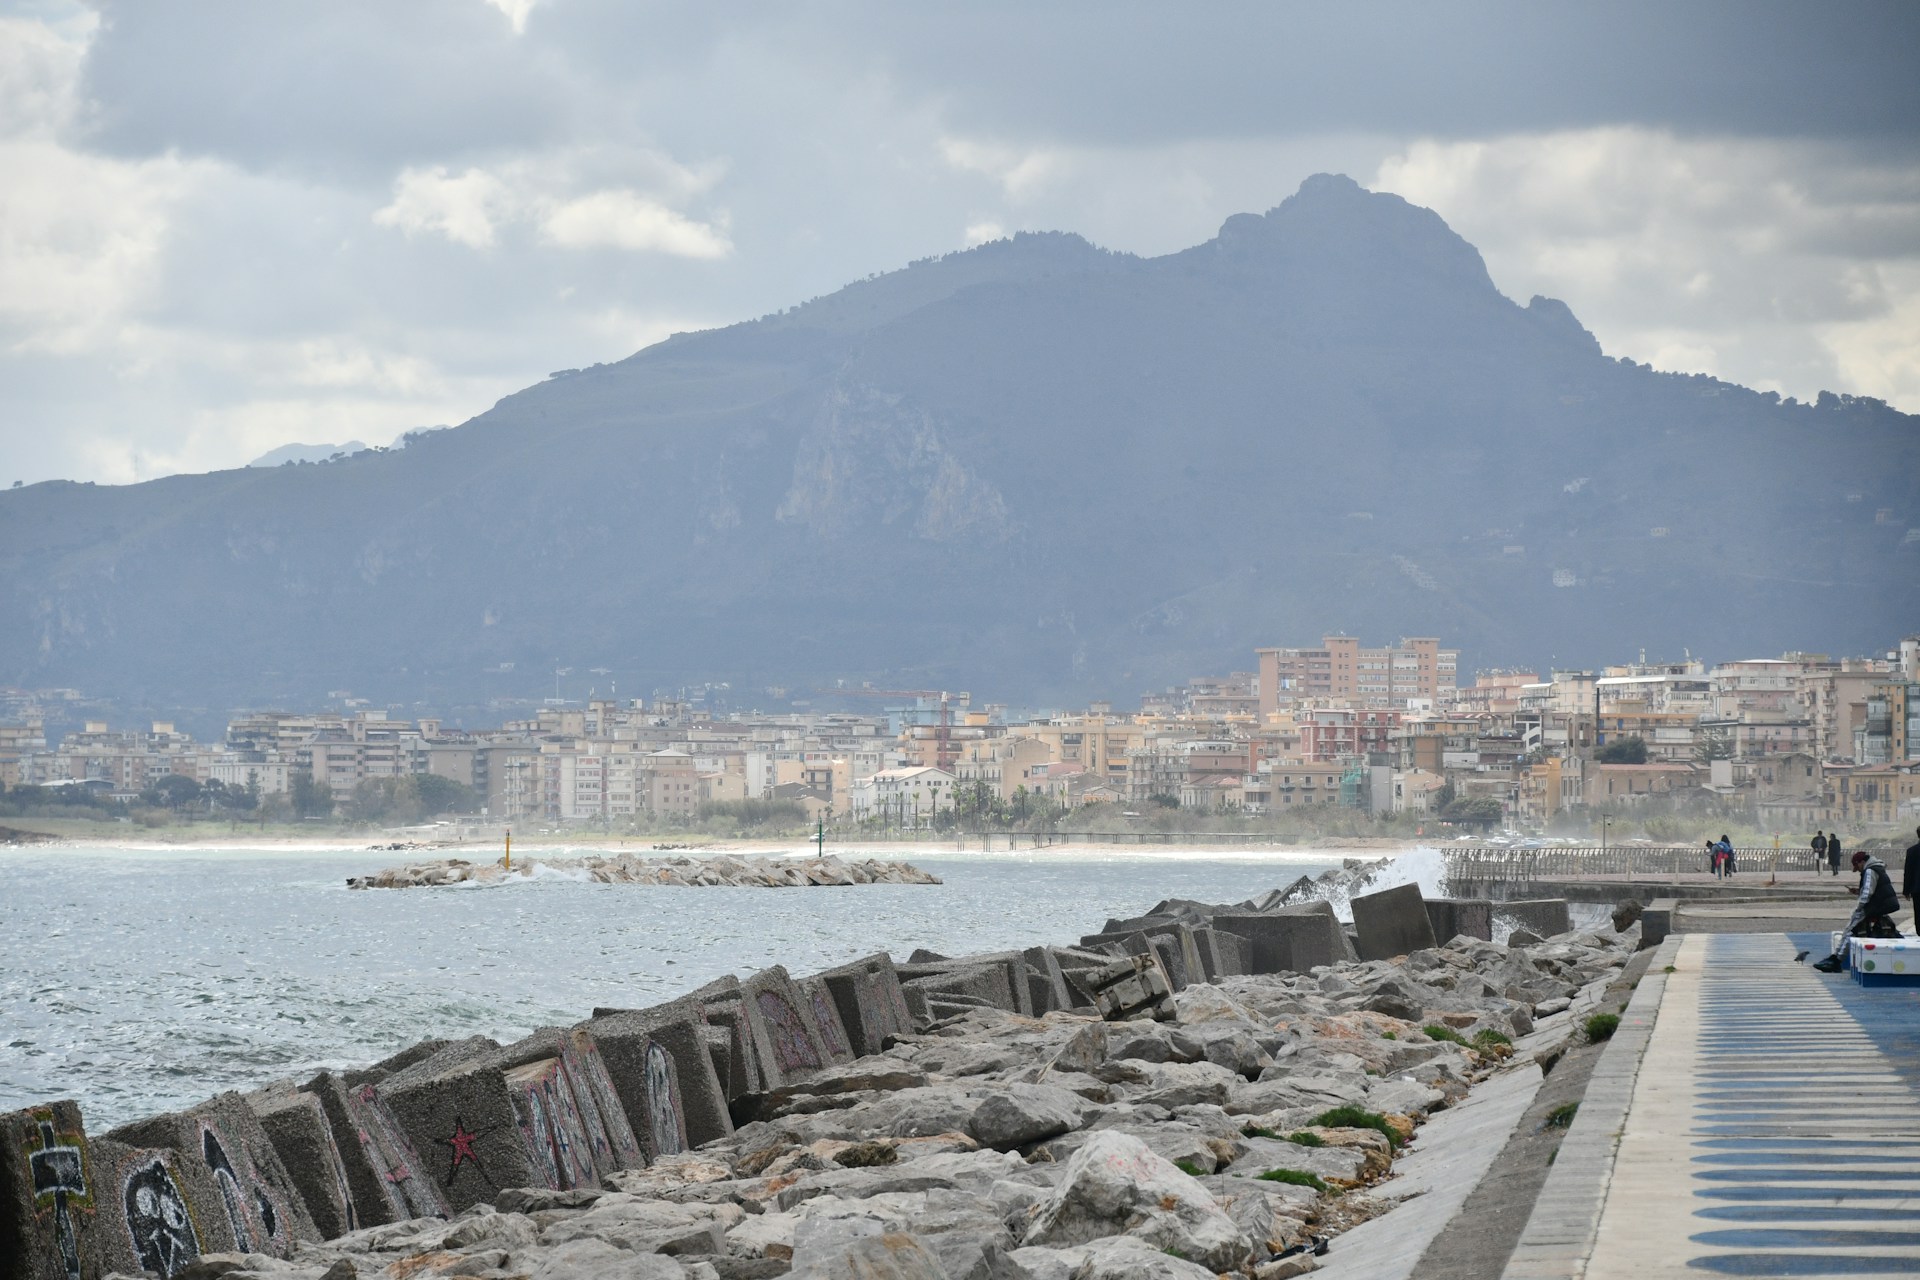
[813,687,965,771]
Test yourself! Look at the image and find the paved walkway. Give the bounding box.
[1587,933,1920,1278]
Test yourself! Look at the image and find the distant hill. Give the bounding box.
[2,174,1915,723]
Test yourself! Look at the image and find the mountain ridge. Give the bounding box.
[2,175,1914,722]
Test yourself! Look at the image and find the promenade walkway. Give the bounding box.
[1511,928,1920,1278]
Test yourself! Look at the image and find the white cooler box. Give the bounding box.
[1848,937,1920,986]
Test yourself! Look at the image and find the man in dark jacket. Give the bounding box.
[1828,832,1845,876]
[1811,830,1827,875]
[1904,825,1920,906]
[1813,851,1902,972]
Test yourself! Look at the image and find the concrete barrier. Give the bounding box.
[815,953,914,1059]
[244,1083,358,1241]
[739,966,833,1087]
[1,1099,108,1280]
[1214,902,1357,973]
[1352,884,1439,961]
[584,1005,721,1154]
[302,1070,448,1227]
[1640,899,1676,950]
[1496,898,1573,939]
[1424,897,1495,944]
[105,1091,317,1258]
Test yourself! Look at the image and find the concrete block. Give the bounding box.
[496,1027,645,1179]
[344,1038,454,1089]
[1425,898,1495,944]
[1213,903,1356,973]
[1497,899,1573,939]
[584,1005,721,1154]
[106,1091,316,1257]
[900,961,1020,1025]
[376,1045,603,1213]
[244,1083,358,1241]
[1022,945,1077,1013]
[302,1071,445,1227]
[937,951,1036,1017]
[1122,933,1189,991]
[1101,914,1179,935]
[740,965,831,1087]
[87,1137,212,1280]
[796,976,856,1066]
[1192,927,1249,980]
[1640,899,1676,950]
[0,1100,107,1280]
[1084,953,1173,1021]
[1351,883,1438,961]
[816,952,914,1058]
[501,1057,600,1190]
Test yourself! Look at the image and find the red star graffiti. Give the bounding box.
[441,1118,487,1187]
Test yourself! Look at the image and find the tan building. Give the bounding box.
[1835,761,1920,827]
[1256,636,1458,716]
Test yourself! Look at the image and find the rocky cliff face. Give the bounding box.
[1,174,1914,719]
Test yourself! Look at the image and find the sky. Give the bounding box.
[2,0,1917,487]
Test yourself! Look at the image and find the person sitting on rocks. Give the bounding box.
[1813,849,1903,972]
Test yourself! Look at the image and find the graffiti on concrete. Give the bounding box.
[199,1125,252,1253]
[809,986,850,1059]
[439,1116,495,1190]
[755,989,821,1075]
[645,1041,684,1157]
[26,1113,90,1280]
[124,1158,199,1280]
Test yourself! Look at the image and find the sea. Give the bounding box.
[0,841,1448,1130]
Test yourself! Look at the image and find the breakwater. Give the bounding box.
[0,854,1632,1280]
[346,852,942,890]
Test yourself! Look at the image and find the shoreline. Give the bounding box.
[0,828,1433,857]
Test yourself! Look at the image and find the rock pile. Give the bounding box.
[0,882,1633,1280]
[344,853,942,890]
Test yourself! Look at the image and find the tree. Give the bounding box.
[290,770,334,818]
[143,774,203,810]
[414,772,480,816]
[1441,796,1503,825]
[1695,731,1733,763]
[1596,736,1648,764]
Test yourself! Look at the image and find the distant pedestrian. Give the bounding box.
[1720,834,1736,876]
[1828,833,1845,877]
[1706,839,1720,877]
[1811,831,1827,875]
[1903,825,1920,908]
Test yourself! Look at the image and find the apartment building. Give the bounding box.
[1256,636,1457,716]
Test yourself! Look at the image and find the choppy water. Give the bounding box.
[0,842,1421,1129]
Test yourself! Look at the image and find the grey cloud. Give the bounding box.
[77,0,580,176]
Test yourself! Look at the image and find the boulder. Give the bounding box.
[1009,1235,1221,1278]
[1021,1130,1251,1272]
[965,1085,1088,1151]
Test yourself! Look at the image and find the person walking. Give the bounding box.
[1903,825,1920,908]
[1828,832,1845,877]
[1811,830,1827,876]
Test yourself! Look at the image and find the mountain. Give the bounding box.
[2,174,1916,723]
[248,440,371,468]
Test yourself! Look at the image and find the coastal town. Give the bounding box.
[3,632,1917,836]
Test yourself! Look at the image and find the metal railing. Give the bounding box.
[1443,845,1836,883]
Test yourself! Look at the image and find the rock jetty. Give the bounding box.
[345,852,942,890]
[0,878,1635,1280]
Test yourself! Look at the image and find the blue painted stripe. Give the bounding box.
[1686,1254,1920,1275]
[1695,1205,1920,1222]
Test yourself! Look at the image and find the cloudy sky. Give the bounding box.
[3,0,1916,486]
